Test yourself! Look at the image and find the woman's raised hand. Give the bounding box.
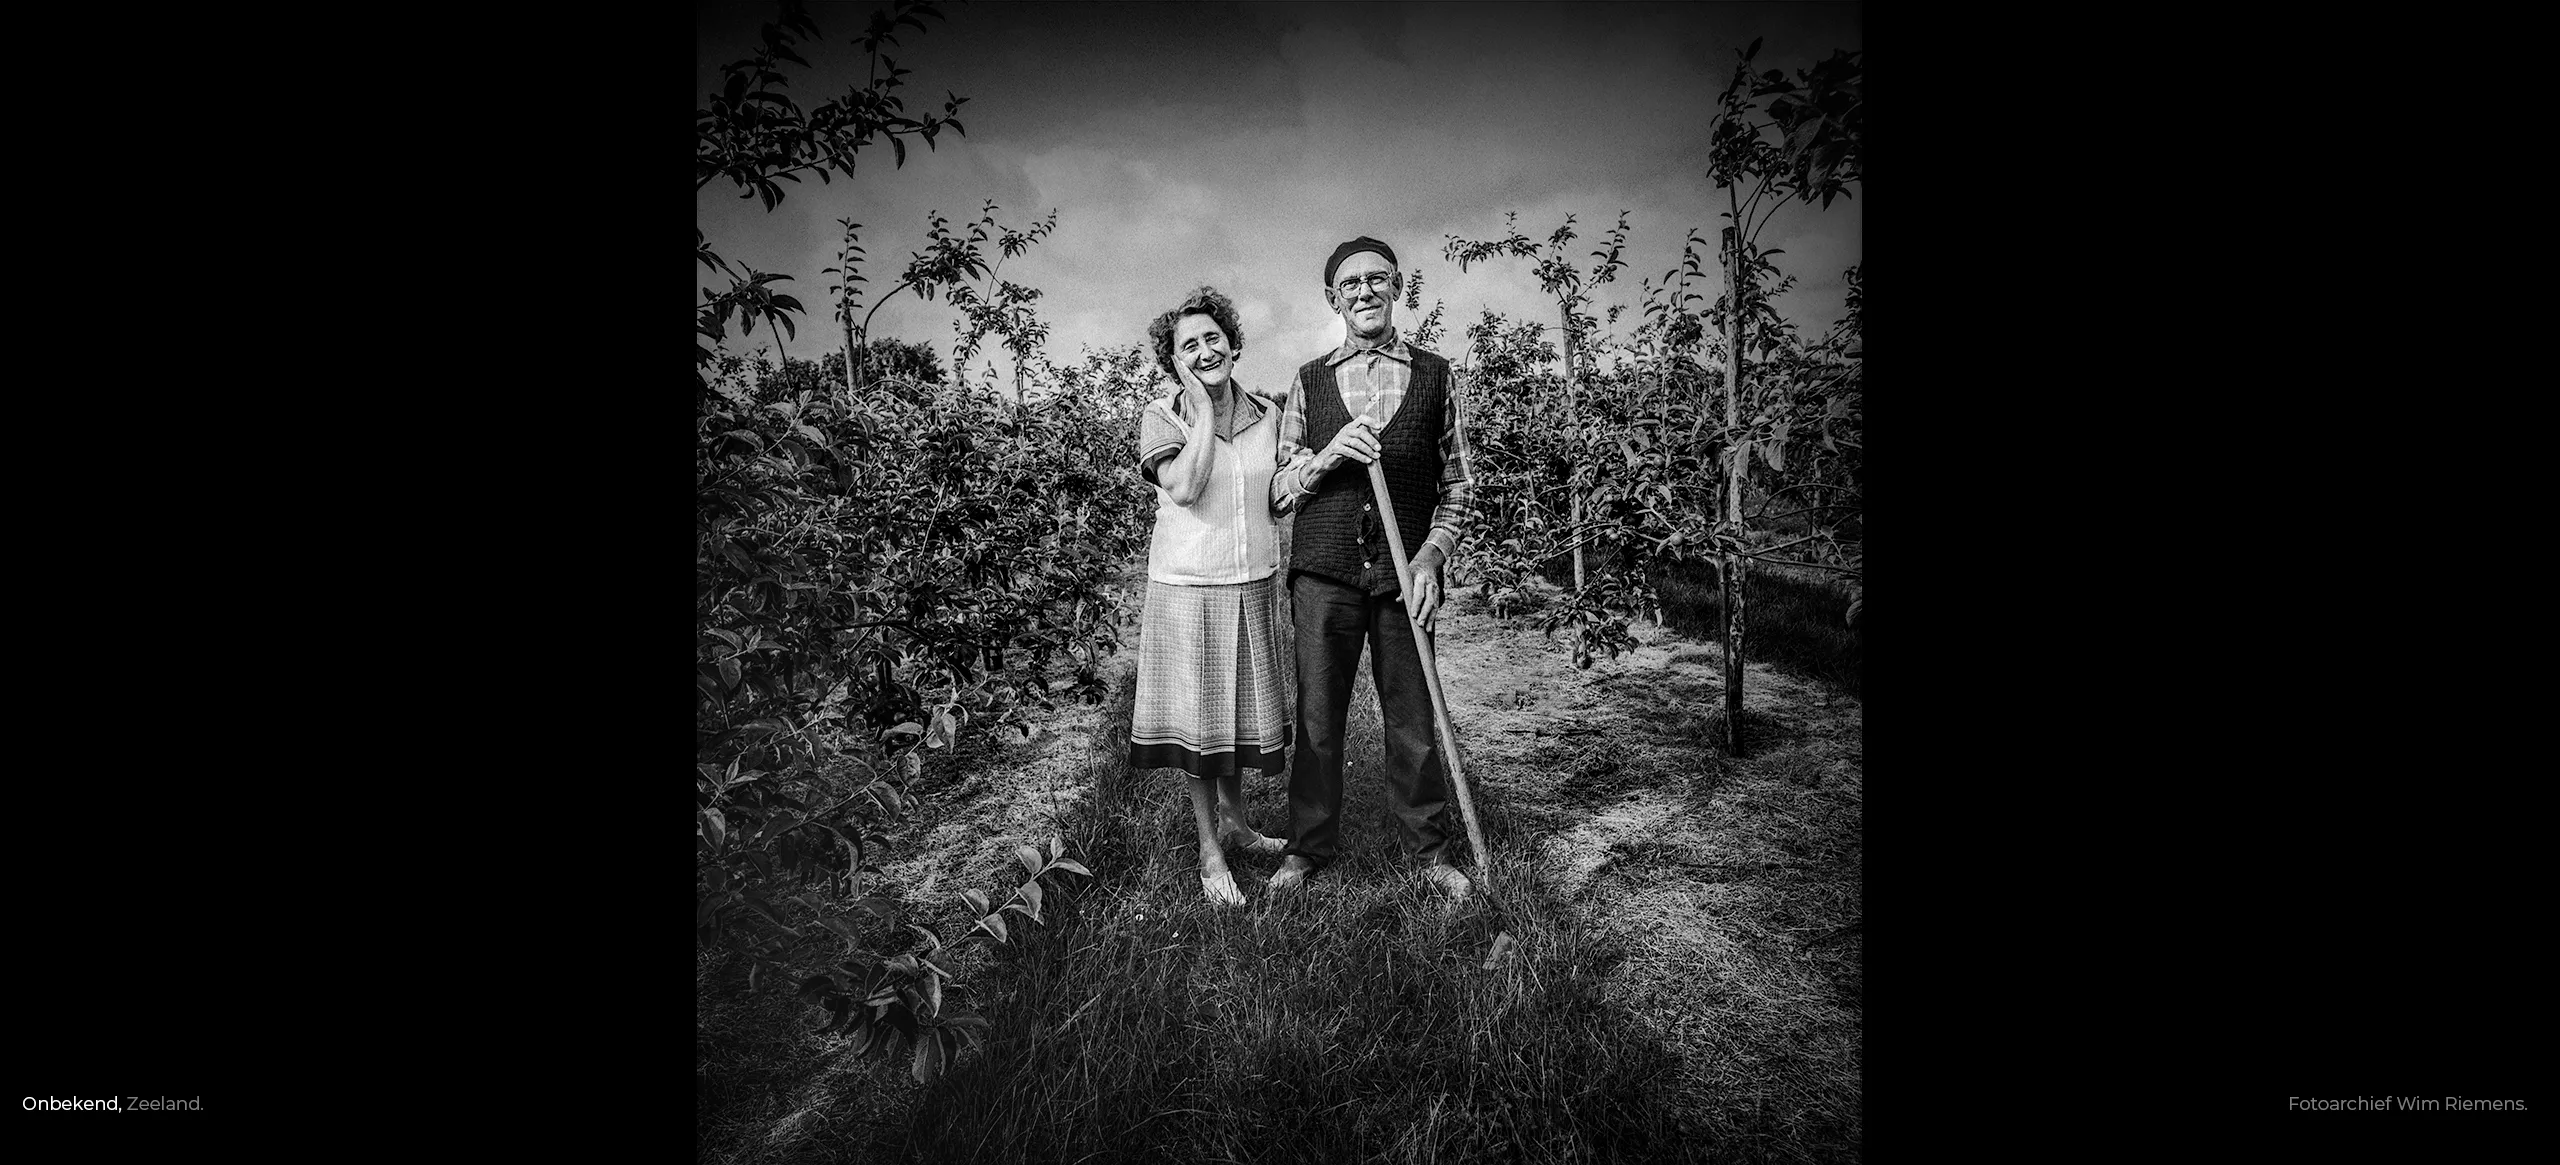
[1172,354,1213,425]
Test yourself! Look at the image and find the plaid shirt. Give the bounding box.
[1270,328,1476,564]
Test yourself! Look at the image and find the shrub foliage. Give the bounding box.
[696,343,1155,1079]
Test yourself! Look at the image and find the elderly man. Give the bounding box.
[1266,236,1477,900]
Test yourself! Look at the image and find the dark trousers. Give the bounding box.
[1284,570,1453,865]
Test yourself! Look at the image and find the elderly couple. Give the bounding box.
[1127,235,1475,907]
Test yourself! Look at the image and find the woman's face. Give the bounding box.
[1172,313,1236,390]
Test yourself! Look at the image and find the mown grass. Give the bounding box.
[887,672,1703,1164]
[702,603,1859,1163]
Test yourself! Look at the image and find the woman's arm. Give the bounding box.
[1270,376,1317,515]
[1157,365,1218,507]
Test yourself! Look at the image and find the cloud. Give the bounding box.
[694,1,1863,377]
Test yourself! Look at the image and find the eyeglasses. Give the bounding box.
[1332,272,1395,298]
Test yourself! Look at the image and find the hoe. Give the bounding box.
[1365,459,1515,970]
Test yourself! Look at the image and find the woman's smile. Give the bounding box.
[1187,348,1233,391]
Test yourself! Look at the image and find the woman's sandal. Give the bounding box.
[1200,869,1246,907]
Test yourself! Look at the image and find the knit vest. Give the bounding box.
[1290,348,1447,594]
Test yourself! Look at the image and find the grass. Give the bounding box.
[700,583,1861,1163]
[899,676,1706,1164]
[698,947,830,1148]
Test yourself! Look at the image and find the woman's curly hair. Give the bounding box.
[1147,286,1246,382]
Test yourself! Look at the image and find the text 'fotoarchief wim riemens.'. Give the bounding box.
[2286,1096,2527,1112]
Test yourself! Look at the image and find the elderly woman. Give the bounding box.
[1128,286,1292,906]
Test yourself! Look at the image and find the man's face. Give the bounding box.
[1328,250,1397,340]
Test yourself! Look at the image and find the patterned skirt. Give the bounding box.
[1128,574,1292,778]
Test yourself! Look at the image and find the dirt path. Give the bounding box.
[876,643,1140,907]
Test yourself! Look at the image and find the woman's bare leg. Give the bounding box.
[1215,773,1283,854]
[1190,777,1244,905]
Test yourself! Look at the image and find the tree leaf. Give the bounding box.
[1015,844,1044,878]
[818,822,865,870]
[911,1024,944,1083]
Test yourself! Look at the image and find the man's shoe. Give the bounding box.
[1421,863,1472,902]
[1267,855,1316,894]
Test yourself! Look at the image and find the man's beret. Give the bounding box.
[1324,236,1399,287]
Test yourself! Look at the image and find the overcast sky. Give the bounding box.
[696,0,1862,389]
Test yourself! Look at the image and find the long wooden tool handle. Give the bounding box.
[1365,458,1492,887]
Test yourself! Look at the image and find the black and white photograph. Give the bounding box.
[696,2,1867,1159]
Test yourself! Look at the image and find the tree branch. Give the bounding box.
[1739,555,1862,579]
[1734,531,1830,559]
[857,279,921,347]
[1744,479,1859,515]
[1746,189,1797,247]
[1749,502,1862,523]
